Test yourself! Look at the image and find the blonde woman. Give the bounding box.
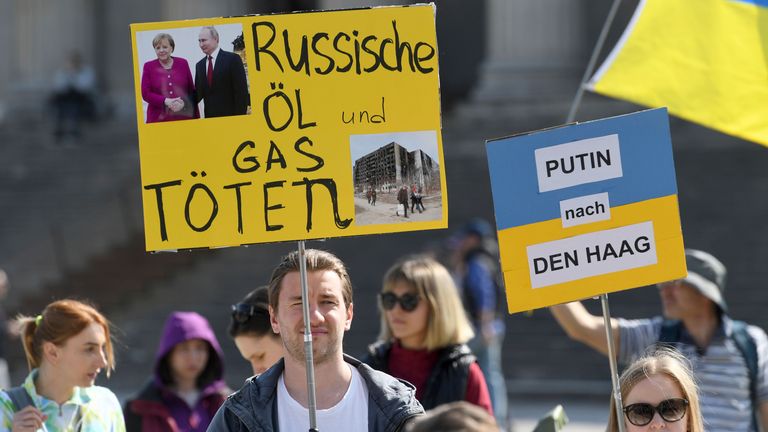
[608,348,704,432]
[363,256,493,415]
[0,299,124,431]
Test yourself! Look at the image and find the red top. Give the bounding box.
[387,341,494,415]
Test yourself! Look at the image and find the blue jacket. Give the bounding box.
[207,355,424,431]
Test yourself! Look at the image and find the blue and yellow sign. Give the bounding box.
[130,5,447,251]
[486,108,686,313]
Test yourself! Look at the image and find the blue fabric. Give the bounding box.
[466,258,497,313]
[732,0,768,7]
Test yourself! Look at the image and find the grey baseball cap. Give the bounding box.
[683,249,727,312]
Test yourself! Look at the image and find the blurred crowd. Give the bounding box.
[0,220,765,432]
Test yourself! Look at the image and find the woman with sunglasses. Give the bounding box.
[0,299,124,431]
[608,348,704,432]
[228,286,283,375]
[124,311,228,432]
[363,256,493,415]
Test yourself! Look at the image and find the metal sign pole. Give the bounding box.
[601,294,626,432]
[564,1,626,428]
[298,240,319,431]
[566,0,623,124]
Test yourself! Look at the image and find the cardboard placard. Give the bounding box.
[130,4,446,251]
[486,108,686,313]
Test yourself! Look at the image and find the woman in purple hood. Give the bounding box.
[124,312,228,432]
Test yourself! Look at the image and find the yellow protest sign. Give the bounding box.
[130,5,446,251]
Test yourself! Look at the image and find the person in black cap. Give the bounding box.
[550,249,768,431]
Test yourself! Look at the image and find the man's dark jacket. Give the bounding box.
[195,49,248,118]
[207,355,424,431]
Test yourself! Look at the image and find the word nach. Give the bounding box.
[564,200,606,221]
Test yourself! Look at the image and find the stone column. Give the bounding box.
[472,0,587,102]
[163,0,252,20]
[0,0,14,116]
[3,0,96,119]
[14,0,96,89]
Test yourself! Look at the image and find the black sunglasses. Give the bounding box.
[623,398,688,426]
[231,303,264,323]
[380,292,421,312]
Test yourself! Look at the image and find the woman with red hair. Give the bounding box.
[0,299,124,431]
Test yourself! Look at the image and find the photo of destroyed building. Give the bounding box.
[353,141,440,194]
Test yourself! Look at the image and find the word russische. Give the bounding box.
[252,20,436,76]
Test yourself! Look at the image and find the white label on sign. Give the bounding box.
[560,192,611,228]
[527,221,657,288]
[535,134,622,192]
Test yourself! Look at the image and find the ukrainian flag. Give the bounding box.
[589,0,768,148]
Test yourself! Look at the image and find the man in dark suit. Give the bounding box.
[195,26,248,118]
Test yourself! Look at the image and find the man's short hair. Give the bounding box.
[201,26,219,41]
[268,249,352,310]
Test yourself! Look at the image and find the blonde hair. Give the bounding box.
[378,256,474,350]
[17,299,115,376]
[607,348,703,432]
[201,26,219,41]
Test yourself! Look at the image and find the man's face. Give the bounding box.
[270,270,352,366]
[198,29,218,56]
[658,280,713,319]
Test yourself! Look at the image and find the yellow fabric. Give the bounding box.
[589,0,768,148]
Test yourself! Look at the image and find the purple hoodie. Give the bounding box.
[155,312,225,381]
[151,311,227,432]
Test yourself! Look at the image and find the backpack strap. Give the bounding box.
[5,386,34,412]
[730,320,759,431]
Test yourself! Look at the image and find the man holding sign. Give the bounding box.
[551,249,768,431]
[209,249,424,431]
[195,26,248,118]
